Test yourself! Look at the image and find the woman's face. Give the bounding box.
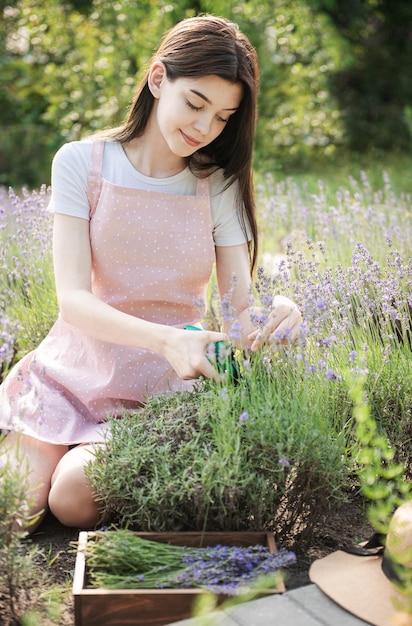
[149,65,243,157]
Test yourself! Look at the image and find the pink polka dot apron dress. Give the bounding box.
[0,141,216,444]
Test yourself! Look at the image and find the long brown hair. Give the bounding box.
[111,15,260,273]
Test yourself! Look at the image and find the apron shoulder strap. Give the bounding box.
[87,140,105,218]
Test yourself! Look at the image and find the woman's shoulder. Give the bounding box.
[52,139,93,172]
[54,136,117,158]
[208,168,239,199]
[52,138,122,178]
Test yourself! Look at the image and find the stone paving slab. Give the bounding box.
[169,584,371,626]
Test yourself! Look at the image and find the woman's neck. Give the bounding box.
[123,133,186,179]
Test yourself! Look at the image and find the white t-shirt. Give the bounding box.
[48,140,250,247]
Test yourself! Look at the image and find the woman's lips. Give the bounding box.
[180,130,201,147]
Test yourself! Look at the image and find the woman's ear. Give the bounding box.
[147,62,167,98]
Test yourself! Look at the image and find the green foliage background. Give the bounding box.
[2,0,412,187]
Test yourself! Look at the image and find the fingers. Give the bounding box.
[181,351,221,382]
[249,302,302,352]
[179,330,230,381]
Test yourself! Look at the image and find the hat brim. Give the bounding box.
[309,549,406,626]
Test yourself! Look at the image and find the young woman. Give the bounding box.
[0,15,302,531]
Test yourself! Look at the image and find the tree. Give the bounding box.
[1,0,344,184]
[0,0,171,186]
[0,1,56,186]
[310,0,412,151]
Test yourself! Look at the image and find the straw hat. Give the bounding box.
[309,501,412,626]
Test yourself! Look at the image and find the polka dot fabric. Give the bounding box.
[0,141,216,444]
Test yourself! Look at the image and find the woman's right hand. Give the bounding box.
[163,327,229,381]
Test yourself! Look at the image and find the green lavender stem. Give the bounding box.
[84,530,296,593]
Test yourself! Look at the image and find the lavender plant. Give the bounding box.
[0,457,37,621]
[257,170,411,267]
[0,445,58,625]
[87,353,349,540]
[0,186,57,379]
[256,171,412,474]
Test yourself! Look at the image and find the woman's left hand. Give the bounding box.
[248,295,302,351]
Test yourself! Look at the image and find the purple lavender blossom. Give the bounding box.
[162,544,297,595]
[278,455,290,468]
[242,358,251,370]
[238,411,249,424]
[229,320,242,342]
[326,368,341,381]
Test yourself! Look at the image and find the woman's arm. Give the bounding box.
[53,213,226,380]
[215,244,302,350]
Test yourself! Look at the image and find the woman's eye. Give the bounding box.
[186,100,202,111]
[186,99,229,123]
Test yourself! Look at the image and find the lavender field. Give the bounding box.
[1,174,411,462]
[256,171,412,477]
[0,185,57,380]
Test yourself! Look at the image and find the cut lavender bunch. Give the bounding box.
[85,531,296,594]
[164,544,297,595]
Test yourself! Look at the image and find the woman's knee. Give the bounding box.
[48,444,101,527]
[0,433,68,532]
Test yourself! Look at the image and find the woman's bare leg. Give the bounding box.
[0,433,68,532]
[48,444,101,528]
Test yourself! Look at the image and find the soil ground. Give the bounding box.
[0,491,372,626]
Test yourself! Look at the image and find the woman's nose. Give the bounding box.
[193,113,213,136]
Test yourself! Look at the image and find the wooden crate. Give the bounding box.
[73,531,284,626]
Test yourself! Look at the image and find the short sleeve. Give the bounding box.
[47,141,92,220]
[209,170,252,246]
